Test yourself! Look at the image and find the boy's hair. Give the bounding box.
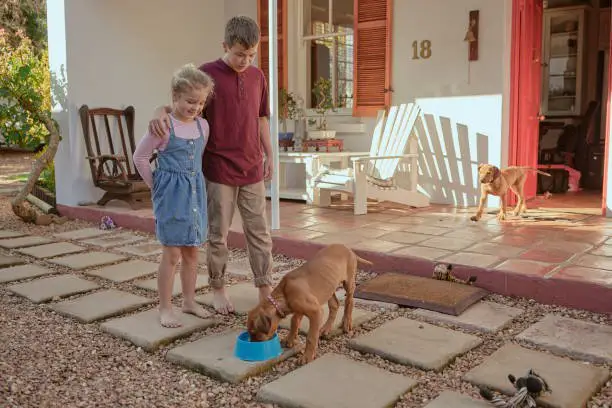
[224,16,260,48]
[171,63,214,95]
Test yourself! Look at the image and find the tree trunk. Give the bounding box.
[11,113,60,224]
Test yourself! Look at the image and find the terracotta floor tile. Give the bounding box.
[443,229,501,240]
[511,227,558,239]
[465,243,526,258]
[590,245,612,257]
[351,240,406,254]
[491,234,541,247]
[274,229,324,241]
[363,222,409,232]
[350,228,389,239]
[391,245,452,260]
[494,259,555,277]
[401,225,451,236]
[280,218,320,229]
[572,254,612,271]
[560,230,608,245]
[519,248,576,263]
[538,239,593,253]
[378,231,430,245]
[551,265,612,287]
[386,216,429,225]
[418,236,475,251]
[307,223,351,233]
[312,233,364,245]
[438,252,503,269]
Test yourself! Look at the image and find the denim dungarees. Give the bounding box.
[151,117,207,246]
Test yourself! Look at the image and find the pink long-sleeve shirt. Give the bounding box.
[132,115,209,188]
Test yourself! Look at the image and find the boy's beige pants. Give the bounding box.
[206,180,273,288]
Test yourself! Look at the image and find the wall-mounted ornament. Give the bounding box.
[464,10,479,61]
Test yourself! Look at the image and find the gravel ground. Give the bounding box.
[1,192,611,408]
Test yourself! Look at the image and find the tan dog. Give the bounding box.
[471,164,551,222]
[246,244,372,364]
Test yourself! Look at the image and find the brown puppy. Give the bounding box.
[246,244,372,365]
[471,164,551,222]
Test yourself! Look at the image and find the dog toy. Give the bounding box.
[432,263,477,285]
[479,369,551,408]
[100,215,116,230]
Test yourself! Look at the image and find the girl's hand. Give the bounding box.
[264,159,273,181]
[149,107,170,138]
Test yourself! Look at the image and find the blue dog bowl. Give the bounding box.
[234,331,282,362]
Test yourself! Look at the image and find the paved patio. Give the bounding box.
[1,225,610,407]
[58,197,612,314]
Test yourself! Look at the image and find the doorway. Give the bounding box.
[510,0,611,215]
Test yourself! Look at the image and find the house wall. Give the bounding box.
[52,0,225,206]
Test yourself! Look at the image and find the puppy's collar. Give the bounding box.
[266,295,286,318]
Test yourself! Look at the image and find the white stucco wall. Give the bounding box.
[51,0,225,206]
[390,0,511,206]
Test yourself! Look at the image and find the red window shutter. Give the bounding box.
[257,0,288,90]
[353,0,393,117]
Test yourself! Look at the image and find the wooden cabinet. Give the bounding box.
[541,6,587,116]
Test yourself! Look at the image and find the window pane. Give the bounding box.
[306,0,354,108]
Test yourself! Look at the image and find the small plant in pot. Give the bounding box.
[279,88,300,142]
[308,77,336,140]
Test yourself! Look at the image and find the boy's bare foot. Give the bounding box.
[159,308,182,328]
[258,285,272,302]
[212,287,235,315]
[182,302,212,319]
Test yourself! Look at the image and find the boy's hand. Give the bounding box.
[264,159,273,181]
[148,107,171,138]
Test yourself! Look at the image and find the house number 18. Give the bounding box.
[412,40,432,60]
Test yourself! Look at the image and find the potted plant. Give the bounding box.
[308,77,336,140]
[279,87,299,142]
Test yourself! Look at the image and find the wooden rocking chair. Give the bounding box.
[79,105,150,209]
[312,103,429,215]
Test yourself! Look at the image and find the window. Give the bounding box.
[303,0,355,108]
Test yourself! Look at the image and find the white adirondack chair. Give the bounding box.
[312,103,429,215]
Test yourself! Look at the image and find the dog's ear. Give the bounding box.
[477,163,484,171]
[255,314,272,333]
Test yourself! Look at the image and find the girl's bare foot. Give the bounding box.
[182,302,212,319]
[159,308,182,328]
[212,287,235,315]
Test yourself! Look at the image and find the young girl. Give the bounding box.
[133,63,214,327]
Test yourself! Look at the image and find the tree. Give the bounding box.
[0,30,62,224]
[0,0,47,53]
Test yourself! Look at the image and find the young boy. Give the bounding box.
[148,16,274,314]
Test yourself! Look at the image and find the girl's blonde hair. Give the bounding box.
[171,63,214,95]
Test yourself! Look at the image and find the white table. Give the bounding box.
[265,151,368,204]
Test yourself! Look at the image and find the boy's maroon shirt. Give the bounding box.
[199,59,270,186]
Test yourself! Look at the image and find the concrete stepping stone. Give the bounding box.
[0,264,53,283]
[166,328,295,384]
[0,235,54,249]
[118,240,163,257]
[85,259,159,282]
[81,232,147,248]
[134,274,208,296]
[464,343,610,408]
[100,307,216,351]
[413,301,524,333]
[349,317,482,371]
[50,289,154,323]
[257,353,417,408]
[516,314,612,364]
[8,274,99,303]
[48,251,127,270]
[16,242,87,259]
[54,227,112,240]
[424,391,490,407]
[0,254,26,268]
[0,230,27,239]
[226,257,252,277]
[195,282,259,314]
[279,305,377,338]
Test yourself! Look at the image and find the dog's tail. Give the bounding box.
[516,166,552,177]
[356,255,373,266]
